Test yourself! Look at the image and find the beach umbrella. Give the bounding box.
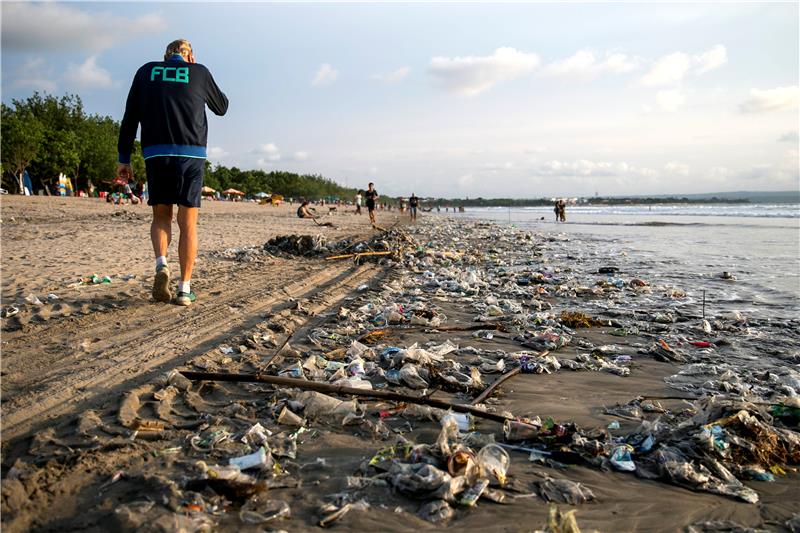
[254,192,270,198]
[201,186,216,195]
[223,188,245,196]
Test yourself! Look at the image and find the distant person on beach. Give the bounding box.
[409,193,419,221]
[117,38,228,306]
[297,201,317,219]
[365,182,379,225]
[559,200,567,222]
[554,201,560,222]
[355,191,362,215]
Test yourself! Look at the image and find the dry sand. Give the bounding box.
[1,196,796,532]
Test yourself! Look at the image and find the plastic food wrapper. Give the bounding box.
[609,445,636,472]
[229,447,271,470]
[458,479,490,506]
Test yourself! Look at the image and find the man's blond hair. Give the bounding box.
[164,39,192,61]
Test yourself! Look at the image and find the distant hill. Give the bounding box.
[625,190,800,203]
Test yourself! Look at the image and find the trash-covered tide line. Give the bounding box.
[3,218,799,531]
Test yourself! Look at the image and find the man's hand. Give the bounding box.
[117,163,133,182]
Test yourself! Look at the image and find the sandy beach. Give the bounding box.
[1,195,798,532]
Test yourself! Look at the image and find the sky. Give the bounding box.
[2,1,798,198]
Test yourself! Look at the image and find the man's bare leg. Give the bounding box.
[176,205,199,305]
[151,204,173,302]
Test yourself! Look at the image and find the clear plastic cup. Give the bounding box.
[477,444,510,485]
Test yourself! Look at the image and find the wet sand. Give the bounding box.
[1,196,797,532]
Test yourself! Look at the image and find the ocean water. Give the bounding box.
[450,204,800,322]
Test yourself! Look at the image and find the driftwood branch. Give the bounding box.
[470,351,549,405]
[325,251,392,261]
[357,323,506,343]
[471,368,521,405]
[180,371,512,422]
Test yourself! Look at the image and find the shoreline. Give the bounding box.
[1,196,798,532]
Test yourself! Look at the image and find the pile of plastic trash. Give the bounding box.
[6,217,799,531]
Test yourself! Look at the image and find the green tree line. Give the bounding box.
[1,92,359,200]
[204,165,357,200]
[1,93,146,194]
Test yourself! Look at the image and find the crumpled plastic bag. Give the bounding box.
[392,343,443,367]
[294,391,363,425]
[389,462,467,502]
[436,415,461,457]
[651,447,759,504]
[520,354,561,374]
[536,477,596,505]
[417,500,453,523]
[398,363,429,389]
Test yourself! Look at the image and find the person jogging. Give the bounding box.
[365,182,379,225]
[117,39,228,306]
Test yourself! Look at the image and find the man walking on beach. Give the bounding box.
[117,39,228,306]
[365,182,379,226]
[408,193,419,221]
[354,191,362,215]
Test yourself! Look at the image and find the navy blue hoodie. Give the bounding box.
[118,55,228,163]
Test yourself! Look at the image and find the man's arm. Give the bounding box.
[117,72,140,165]
[116,71,141,180]
[204,68,229,116]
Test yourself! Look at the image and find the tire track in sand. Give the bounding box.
[1,259,381,441]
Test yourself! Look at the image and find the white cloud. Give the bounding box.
[545,50,639,78]
[428,47,539,96]
[368,166,378,175]
[482,161,515,172]
[641,45,727,87]
[293,151,309,161]
[457,174,475,187]
[10,57,57,92]
[708,166,730,182]
[253,143,281,161]
[525,146,548,154]
[665,162,690,176]
[370,67,410,84]
[739,86,800,113]
[207,147,228,161]
[694,44,727,74]
[63,56,114,90]
[778,131,799,143]
[656,89,685,112]
[641,52,691,87]
[534,159,657,179]
[311,64,339,87]
[1,3,165,52]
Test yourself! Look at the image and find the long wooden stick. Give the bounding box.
[180,371,512,422]
[471,368,521,405]
[357,323,505,342]
[325,251,392,261]
[470,351,549,405]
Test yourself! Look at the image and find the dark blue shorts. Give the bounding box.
[145,157,205,207]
